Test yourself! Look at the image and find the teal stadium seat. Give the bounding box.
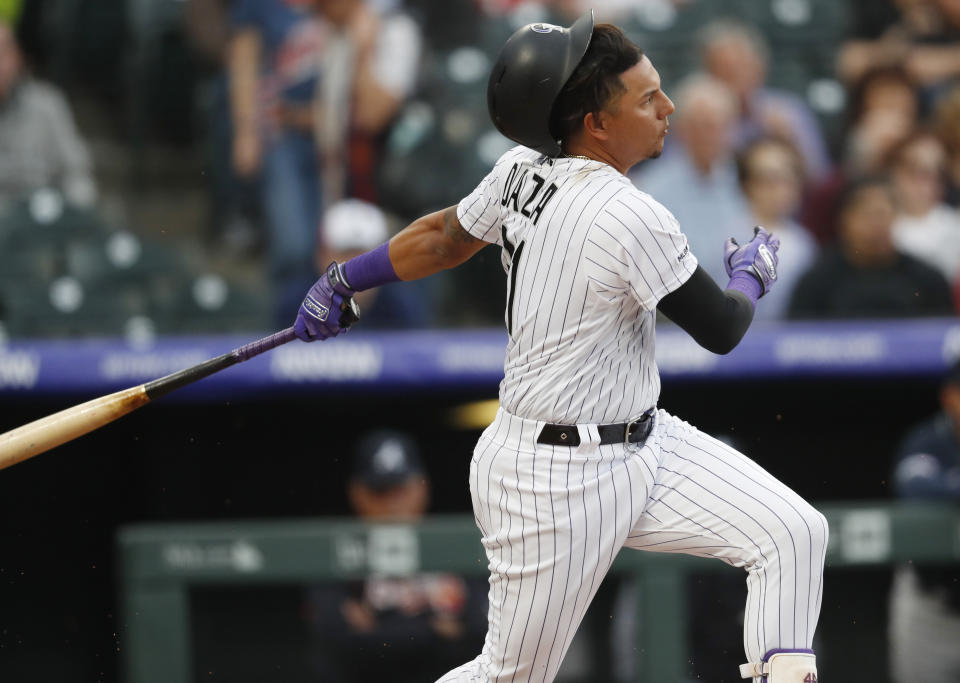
[159,274,270,335]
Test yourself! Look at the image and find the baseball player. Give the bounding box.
[294,12,827,683]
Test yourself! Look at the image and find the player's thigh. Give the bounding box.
[624,412,828,569]
[469,437,647,680]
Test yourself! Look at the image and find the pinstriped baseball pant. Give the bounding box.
[437,408,828,683]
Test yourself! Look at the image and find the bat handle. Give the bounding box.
[144,327,298,400]
[231,327,297,362]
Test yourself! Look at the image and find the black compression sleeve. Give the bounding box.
[656,266,755,354]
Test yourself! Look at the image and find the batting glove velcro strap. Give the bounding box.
[293,261,360,342]
[326,261,355,297]
[723,226,781,297]
[739,649,817,682]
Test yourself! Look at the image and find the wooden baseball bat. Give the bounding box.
[0,327,298,471]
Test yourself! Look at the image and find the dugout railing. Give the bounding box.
[118,501,960,683]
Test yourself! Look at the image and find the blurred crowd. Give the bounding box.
[1,0,960,337]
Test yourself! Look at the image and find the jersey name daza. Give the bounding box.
[500,162,558,225]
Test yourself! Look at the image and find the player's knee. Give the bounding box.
[807,506,829,564]
[810,507,830,568]
[788,503,829,570]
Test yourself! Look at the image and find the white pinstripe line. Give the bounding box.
[512,429,545,683]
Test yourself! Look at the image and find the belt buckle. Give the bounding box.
[624,410,652,446]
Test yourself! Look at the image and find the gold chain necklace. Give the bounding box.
[565,154,594,161]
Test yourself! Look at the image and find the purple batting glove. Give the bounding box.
[294,262,361,341]
[723,226,780,296]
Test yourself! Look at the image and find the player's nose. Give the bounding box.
[661,94,676,117]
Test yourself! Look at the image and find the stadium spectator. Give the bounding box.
[313,0,422,205]
[184,0,263,253]
[0,2,20,24]
[801,65,920,245]
[228,0,326,325]
[788,175,954,319]
[303,430,487,683]
[0,21,96,209]
[317,198,431,328]
[888,358,960,683]
[840,0,943,82]
[735,136,818,321]
[226,0,421,309]
[475,0,577,20]
[933,83,960,205]
[697,18,831,182]
[628,74,749,286]
[838,0,960,104]
[885,129,960,284]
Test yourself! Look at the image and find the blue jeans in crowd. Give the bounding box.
[262,128,322,327]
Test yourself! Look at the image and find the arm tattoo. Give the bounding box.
[443,206,480,245]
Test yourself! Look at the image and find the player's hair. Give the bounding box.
[549,24,643,147]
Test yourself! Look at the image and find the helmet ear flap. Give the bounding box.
[486,10,594,157]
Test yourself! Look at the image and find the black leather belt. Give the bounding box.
[536,410,654,447]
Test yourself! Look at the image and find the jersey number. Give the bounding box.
[502,227,525,336]
[803,674,818,683]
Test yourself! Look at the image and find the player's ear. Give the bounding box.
[583,111,609,141]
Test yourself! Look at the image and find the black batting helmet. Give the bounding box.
[487,11,594,157]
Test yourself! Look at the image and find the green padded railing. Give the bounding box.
[117,502,960,683]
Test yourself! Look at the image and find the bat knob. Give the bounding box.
[340,297,361,327]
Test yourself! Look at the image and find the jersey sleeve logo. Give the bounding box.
[677,245,690,262]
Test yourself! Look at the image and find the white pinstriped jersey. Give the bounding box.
[457,146,698,425]
[445,150,826,683]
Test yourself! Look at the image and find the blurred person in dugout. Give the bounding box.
[303,430,487,683]
[801,65,922,246]
[317,198,431,328]
[788,174,954,319]
[0,20,96,209]
[697,18,831,183]
[735,136,818,321]
[228,0,421,324]
[884,129,960,290]
[889,359,960,683]
[628,74,749,287]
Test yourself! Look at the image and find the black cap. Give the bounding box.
[352,430,424,491]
